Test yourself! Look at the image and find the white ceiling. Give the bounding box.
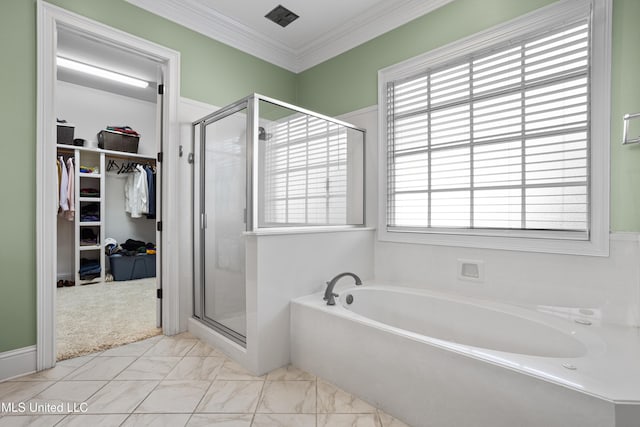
[126,0,454,72]
[198,0,400,51]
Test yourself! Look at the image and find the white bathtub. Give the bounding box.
[291,283,640,427]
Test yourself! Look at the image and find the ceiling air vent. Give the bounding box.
[265,5,299,28]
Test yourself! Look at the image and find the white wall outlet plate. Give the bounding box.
[457,259,485,283]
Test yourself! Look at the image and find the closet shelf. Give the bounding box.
[79,172,101,178]
[79,245,101,251]
[79,221,101,226]
[56,144,156,161]
[79,197,101,202]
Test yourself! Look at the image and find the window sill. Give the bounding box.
[378,228,609,257]
[244,226,375,237]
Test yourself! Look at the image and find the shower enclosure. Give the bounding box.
[192,94,365,346]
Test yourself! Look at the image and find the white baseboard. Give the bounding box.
[0,346,37,382]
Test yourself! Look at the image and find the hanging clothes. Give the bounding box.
[145,165,156,219]
[56,158,62,211]
[58,156,69,213]
[64,157,75,221]
[125,165,148,218]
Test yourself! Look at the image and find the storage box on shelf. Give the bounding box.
[98,129,140,153]
[57,123,75,145]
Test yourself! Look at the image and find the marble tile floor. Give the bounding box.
[0,333,410,427]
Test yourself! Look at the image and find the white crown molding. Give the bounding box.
[337,104,378,121]
[295,0,455,71]
[125,0,455,73]
[127,0,297,71]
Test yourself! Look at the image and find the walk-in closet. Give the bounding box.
[54,28,162,360]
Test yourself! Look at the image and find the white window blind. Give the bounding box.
[386,19,591,235]
[262,114,348,226]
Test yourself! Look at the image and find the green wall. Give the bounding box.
[610,0,640,231]
[0,0,38,354]
[296,0,555,116]
[2,0,639,354]
[0,0,296,354]
[297,0,640,232]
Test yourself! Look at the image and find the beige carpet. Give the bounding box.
[56,278,161,361]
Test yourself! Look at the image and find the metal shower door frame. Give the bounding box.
[192,97,254,347]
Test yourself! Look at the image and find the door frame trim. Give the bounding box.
[36,1,181,370]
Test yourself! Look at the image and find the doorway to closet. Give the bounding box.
[35,2,180,370]
[54,28,162,361]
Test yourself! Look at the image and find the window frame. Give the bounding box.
[377,0,611,256]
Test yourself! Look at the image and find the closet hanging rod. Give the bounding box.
[104,152,156,163]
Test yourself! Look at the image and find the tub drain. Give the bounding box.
[345,294,354,305]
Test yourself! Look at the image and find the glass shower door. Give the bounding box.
[197,104,248,344]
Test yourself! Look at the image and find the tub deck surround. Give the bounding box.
[291,283,640,427]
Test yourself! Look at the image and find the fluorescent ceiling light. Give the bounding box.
[56,57,149,89]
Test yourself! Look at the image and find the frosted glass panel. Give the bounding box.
[202,109,247,340]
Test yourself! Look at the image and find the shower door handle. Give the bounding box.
[201,213,207,229]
